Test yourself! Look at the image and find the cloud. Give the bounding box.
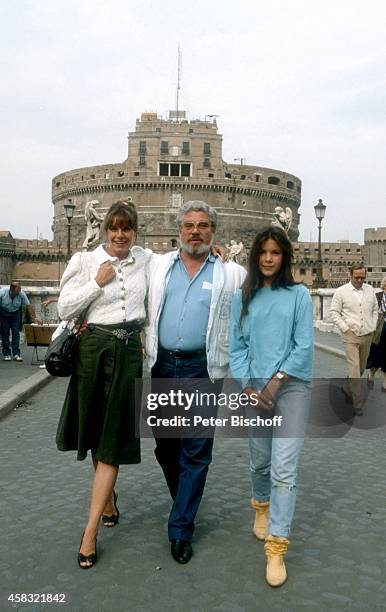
[1,0,385,242]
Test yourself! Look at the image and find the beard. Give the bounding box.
[180,237,213,257]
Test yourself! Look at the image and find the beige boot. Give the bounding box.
[251,498,269,540]
[264,534,290,587]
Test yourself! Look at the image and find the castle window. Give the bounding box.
[134,171,139,176]
[160,141,169,154]
[189,128,193,133]
[255,175,260,182]
[241,175,246,180]
[139,156,146,166]
[297,185,301,193]
[139,141,146,155]
[368,267,373,272]
[56,182,60,187]
[182,141,190,155]
[158,162,191,177]
[203,142,211,155]
[268,176,280,185]
[225,173,231,178]
[287,181,294,189]
[203,158,211,169]
[300,268,306,275]
[171,239,178,248]
[208,173,214,178]
[90,174,95,179]
[118,170,124,177]
[156,127,161,133]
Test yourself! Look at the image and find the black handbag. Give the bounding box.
[44,323,81,377]
[45,307,90,377]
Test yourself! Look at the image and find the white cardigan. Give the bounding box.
[144,251,246,381]
[330,282,379,336]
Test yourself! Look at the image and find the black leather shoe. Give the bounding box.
[170,539,193,564]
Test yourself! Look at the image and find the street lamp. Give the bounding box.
[64,199,76,258]
[313,198,327,288]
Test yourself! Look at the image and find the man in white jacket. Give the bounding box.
[144,201,245,564]
[330,264,378,413]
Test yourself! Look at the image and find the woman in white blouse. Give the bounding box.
[56,200,150,569]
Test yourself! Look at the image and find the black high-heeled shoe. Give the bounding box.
[102,490,120,528]
[77,531,97,569]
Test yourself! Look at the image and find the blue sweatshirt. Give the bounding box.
[230,284,314,383]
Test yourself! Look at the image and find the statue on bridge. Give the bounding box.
[82,200,104,250]
[271,206,293,233]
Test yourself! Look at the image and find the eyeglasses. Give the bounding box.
[181,221,212,231]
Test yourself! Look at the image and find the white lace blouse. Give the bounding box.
[57,245,151,324]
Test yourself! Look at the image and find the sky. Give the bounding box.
[1,0,385,244]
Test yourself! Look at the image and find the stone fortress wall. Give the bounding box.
[51,111,302,252]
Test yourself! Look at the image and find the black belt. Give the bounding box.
[159,346,206,359]
[87,321,143,342]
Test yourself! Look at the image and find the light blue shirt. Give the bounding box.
[0,287,30,314]
[158,252,215,351]
[230,284,314,384]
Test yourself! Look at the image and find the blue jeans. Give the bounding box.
[1,312,21,357]
[152,347,221,541]
[249,379,311,537]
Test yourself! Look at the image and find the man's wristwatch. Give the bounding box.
[275,371,288,381]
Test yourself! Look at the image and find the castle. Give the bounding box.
[51,110,302,251]
[1,111,385,292]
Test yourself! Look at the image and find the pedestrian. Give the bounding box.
[329,264,378,414]
[0,281,38,361]
[56,200,150,569]
[366,276,386,392]
[230,226,313,587]
[145,200,245,564]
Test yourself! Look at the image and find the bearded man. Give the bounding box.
[144,200,245,563]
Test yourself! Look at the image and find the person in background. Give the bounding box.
[0,281,38,362]
[330,265,378,414]
[366,276,386,392]
[230,226,313,587]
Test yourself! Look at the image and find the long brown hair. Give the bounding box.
[241,226,296,319]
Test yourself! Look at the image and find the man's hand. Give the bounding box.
[211,245,229,261]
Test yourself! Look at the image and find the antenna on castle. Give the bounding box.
[176,44,181,122]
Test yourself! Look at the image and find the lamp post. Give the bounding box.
[64,199,76,259]
[313,198,327,289]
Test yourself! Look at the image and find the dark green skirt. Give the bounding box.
[56,327,142,465]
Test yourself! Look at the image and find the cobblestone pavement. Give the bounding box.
[1,347,386,611]
[0,346,46,394]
